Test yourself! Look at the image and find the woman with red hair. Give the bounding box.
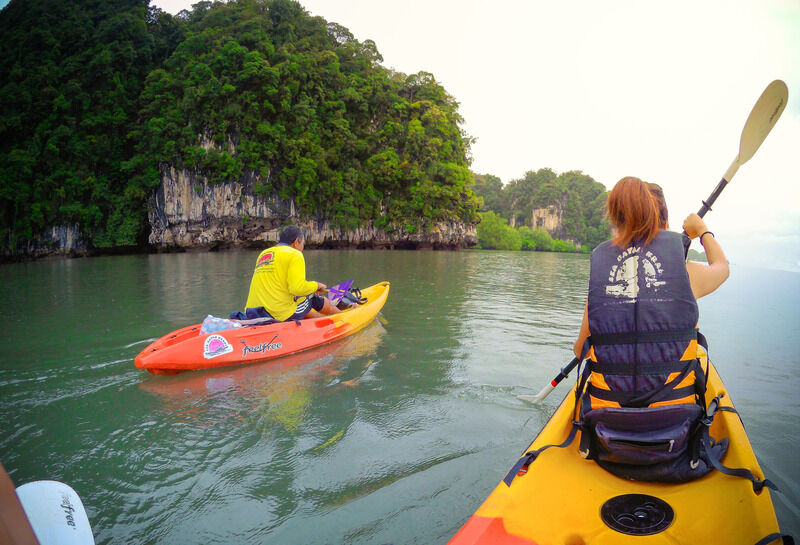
[571,176,731,482]
[574,176,729,357]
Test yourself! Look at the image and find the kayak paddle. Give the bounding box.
[326,279,354,305]
[684,79,788,253]
[523,80,789,405]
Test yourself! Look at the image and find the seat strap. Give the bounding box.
[503,421,581,486]
[586,381,696,405]
[698,396,779,493]
[697,331,709,351]
[753,533,794,545]
[504,345,593,487]
[624,358,700,407]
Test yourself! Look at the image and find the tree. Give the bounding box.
[470,173,503,213]
[518,226,554,251]
[477,211,521,250]
[0,0,187,252]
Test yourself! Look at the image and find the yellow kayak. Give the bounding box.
[448,351,786,545]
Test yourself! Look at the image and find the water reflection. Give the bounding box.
[144,252,254,325]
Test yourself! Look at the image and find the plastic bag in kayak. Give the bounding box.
[201,315,243,334]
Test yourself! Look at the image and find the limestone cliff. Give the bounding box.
[4,224,88,259]
[148,167,477,250]
[531,205,562,234]
[530,203,581,249]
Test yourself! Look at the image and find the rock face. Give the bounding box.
[531,205,562,234]
[148,167,477,250]
[9,224,88,259]
[530,203,581,249]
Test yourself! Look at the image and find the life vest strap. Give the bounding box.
[587,383,697,405]
[590,327,697,346]
[591,360,691,376]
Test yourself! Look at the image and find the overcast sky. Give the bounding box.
[98,1,800,270]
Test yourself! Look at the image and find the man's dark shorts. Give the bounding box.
[230,294,325,324]
[287,293,325,321]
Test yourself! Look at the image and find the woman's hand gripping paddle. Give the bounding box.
[523,80,789,405]
[684,80,788,251]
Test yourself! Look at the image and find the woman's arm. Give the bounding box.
[574,301,590,358]
[683,213,730,299]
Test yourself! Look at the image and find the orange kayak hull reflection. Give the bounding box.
[135,282,389,374]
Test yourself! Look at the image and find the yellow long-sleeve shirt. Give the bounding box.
[244,244,318,321]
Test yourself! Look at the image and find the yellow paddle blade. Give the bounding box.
[737,79,788,166]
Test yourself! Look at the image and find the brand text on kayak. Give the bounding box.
[241,335,283,357]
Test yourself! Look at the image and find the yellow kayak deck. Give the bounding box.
[449,356,782,544]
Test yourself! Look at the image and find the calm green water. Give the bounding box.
[1,250,798,543]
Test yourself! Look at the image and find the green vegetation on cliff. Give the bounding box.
[477,211,579,252]
[0,0,479,255]
[0,0,185,250]
[471,168,610,250]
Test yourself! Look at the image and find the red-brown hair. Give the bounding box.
[648,183,668,227]
[607,177,663,248]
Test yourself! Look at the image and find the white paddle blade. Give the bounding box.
[517,383,555,404]
[15,481,95,545]
[737,79,788,166]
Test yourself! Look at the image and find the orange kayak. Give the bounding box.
[135,282,389,374]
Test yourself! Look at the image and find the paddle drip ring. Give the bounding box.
[600,494,674,535]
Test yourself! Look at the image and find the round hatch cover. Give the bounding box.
[600,494,674,535]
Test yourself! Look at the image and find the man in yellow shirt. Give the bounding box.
[242,225,340,322]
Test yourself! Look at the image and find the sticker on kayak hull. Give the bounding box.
[204,334,233,359]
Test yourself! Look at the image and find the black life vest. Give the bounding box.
[575,230,717,482]
[583,230,703,411]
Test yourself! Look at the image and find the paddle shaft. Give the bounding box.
[696,178,727,218]
[519,357,580,404]
[691,154,740,225]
